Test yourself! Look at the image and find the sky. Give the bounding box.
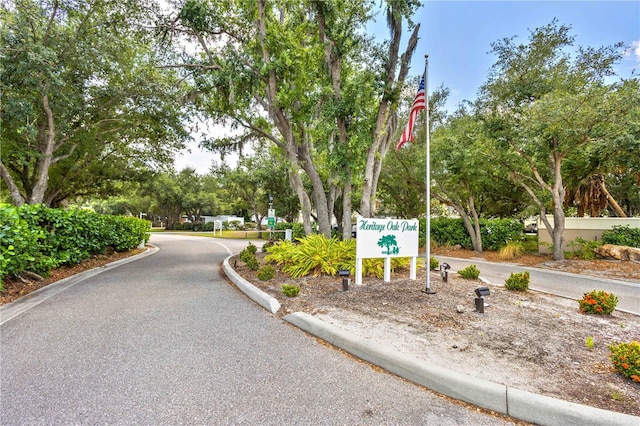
[174,0,640,174]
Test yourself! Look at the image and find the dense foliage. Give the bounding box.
[430,218,523,251]
[264,235,419,279]
[601,226,640,248]
[0,204,149,287]
[1,0,188,207]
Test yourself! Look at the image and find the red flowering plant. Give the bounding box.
[578,290,619,315]
[608,341,640,383]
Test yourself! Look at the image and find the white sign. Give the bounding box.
[354,216,419,285]
[355,216,419,258]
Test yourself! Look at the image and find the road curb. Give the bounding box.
[228,265,639,425]
[223,255,281,314]
[0,245,159,326]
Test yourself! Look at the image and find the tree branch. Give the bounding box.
[0,161,26,206]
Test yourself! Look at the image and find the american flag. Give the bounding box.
[396,75,426,150]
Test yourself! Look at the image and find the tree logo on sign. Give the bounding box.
[377,235,400,255]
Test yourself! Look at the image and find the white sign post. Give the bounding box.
[354,216,419,285]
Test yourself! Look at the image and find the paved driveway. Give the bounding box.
[1,234,513,425]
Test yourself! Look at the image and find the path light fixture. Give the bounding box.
[474,286,490,313]
[440,262,451,282]
[338,269,350,291]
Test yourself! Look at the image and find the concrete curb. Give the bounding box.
[283,311,639,426]
[0,245,159,326]
[223,255,280,314]
[226,266,639,425]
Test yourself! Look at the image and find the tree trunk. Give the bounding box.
[29,94,56,204]
[288,168,313,235]
[550,154,566,260]
[342,167,353,240]
[433,184,483,253]
[360,22,419,218]
[297,141,332,237]
[601,180,627,217]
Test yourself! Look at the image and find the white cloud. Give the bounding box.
[624,40,640,62]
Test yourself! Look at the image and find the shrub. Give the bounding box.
[265,234,355,278]
[429,217,523,251]
[239,244,258,264]
[498,241,524,260]
[239,244,260,270]
[579,290,619,315]
[262,241,275,251]
[430,218,471,248]
[246,242,258,254]
[602,225,640,248]
[505,271,530,291]
[608,341,640,382]
[458,264,480,280]
[0,204,149,286]
[430,256,439,270]
[245,256,260,271]
[481,219,525,251]
[256,265,275,281]
[567,237,602,260]
[281,284,300,297]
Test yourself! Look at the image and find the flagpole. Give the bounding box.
[424,54,435,294]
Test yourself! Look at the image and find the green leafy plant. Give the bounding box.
[239,244,257,264]
[256,265,275,281]
[429,217,523,251]
[567,237,602,260]
[602,225,640,248]
[281,284,300,297]
[458,264,480,280]
[261,241,275,252]
[610,389,624,402]
[246,242,258,255]
[579,290,619,315]
[245,255,260,271]
[505,271,530,291]
[0,204,149,286]
[430,256,439,270]
[608,341,640,383]
[265,235,355,278]
[585,336,595,349]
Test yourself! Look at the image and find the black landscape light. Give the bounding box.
[338,269,350,291]
[440,262,451,282]
[474,286,490,313]
[475,287,490,298]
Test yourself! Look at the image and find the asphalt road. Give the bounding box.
[1,234,514,425]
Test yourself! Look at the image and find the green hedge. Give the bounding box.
[0,204,150,287]
[428,217,523,251]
